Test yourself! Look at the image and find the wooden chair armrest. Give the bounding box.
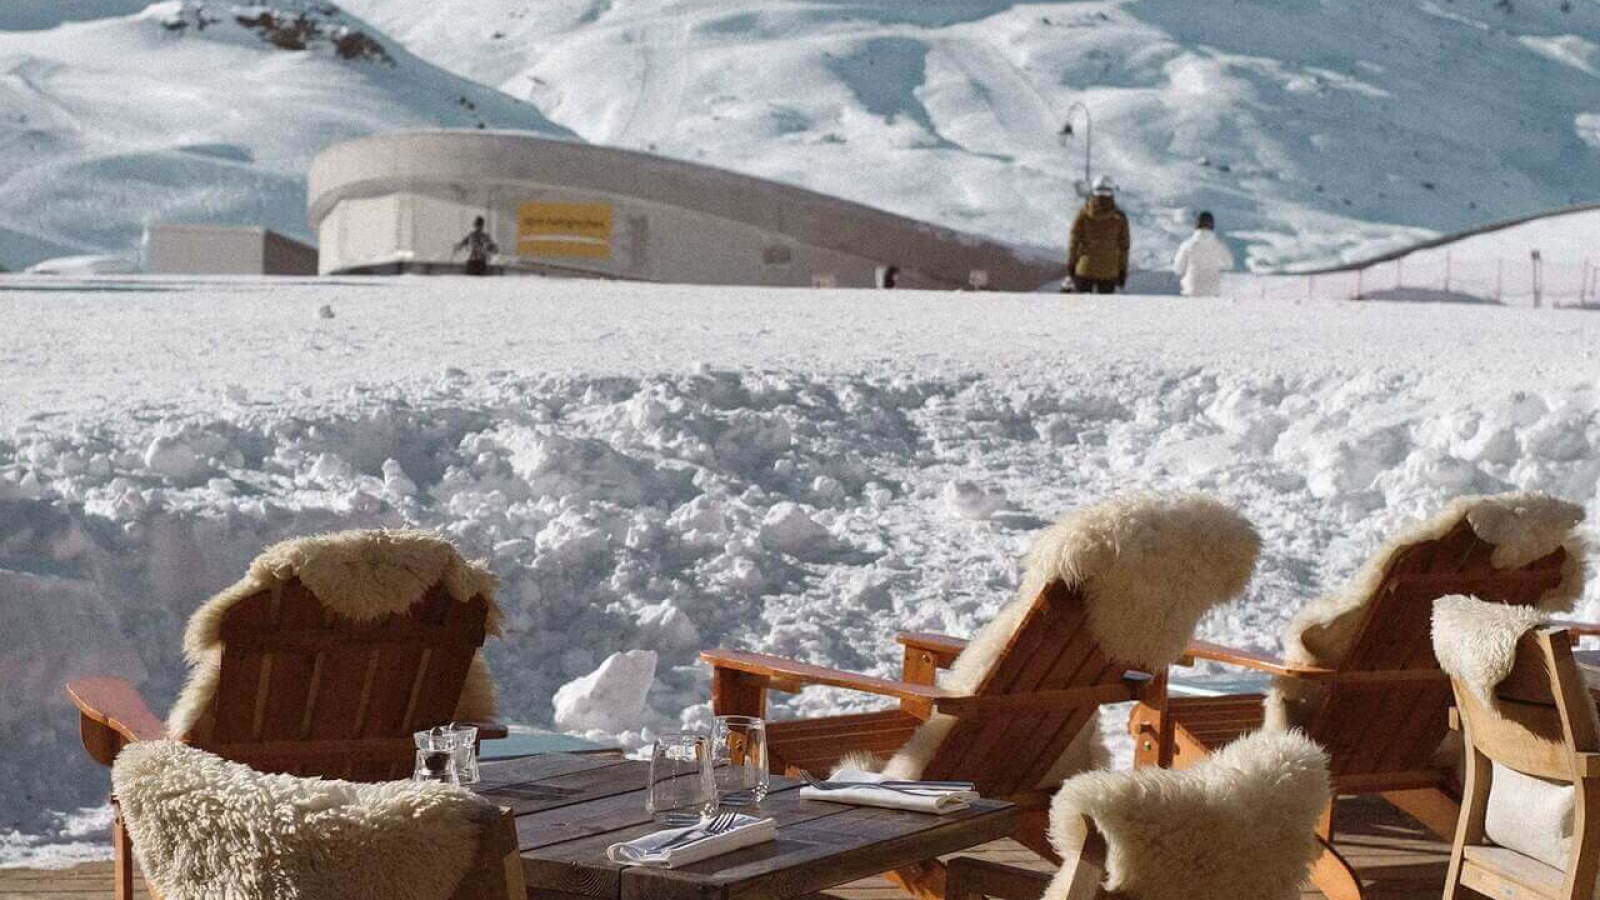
[1550,620,1600,640]
[460,721,509,741]
[1186,640,1337,680]
[934,674,1152,717]
[895,632,967,667]
[699,649,953,704]
[947,857,1054,900]
[66,678,166,766]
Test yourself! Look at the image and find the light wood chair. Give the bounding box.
[66,530,506,900]
[1443,623,1600,900]
[1127,502,1585,900]
[704,493,1262,900]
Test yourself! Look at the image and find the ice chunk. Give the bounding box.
[760,502,830,554]
[942,480,1007,521]
[552,650,659,733]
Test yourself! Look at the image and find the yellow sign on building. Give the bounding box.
[517,202,612,259]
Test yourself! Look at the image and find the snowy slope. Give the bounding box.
[0,1,573,271]
[5,276,1600,862]
[337,0,1600,271]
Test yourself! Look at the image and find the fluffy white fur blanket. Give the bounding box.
[1046,730,1329,900]
[113,740,497,900]
[1431,594,1550,705]
[858,493,1259,787]
[168,529,502,740]
[1267,493,1584,730]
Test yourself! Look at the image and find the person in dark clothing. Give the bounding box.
[878,264,899,289]
[1063,176,1130,294]
[454,216,499,276]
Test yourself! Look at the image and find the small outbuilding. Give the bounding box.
[144,223,318,276]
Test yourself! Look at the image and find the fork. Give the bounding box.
[798,770,926,796]
[799,770,973,795]
[655,811,739,852]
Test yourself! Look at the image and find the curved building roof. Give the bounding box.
[308,130,1064,289]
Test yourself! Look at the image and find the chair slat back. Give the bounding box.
[1310,520,1568,779]
[1454,631,1588,783]
[203,577,488,780]
[922,580,1131,796]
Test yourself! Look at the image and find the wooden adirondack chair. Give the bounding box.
[1126,495,1587,900]
[703,493,1263,900]
[1439,614,1600,900]
[946,730,1329,900]
[66,529,506,900]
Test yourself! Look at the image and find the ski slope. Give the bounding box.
[339,0,1600,271]
[0,1,573,271]
[3,0,1598,273]
[4,276,1600,863]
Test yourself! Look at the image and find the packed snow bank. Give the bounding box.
[2,276,1599,865]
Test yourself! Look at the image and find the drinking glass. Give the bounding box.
[712,715,769,807]
[451,723,481,785]
[646,733,717,820]
[413,726,461,785]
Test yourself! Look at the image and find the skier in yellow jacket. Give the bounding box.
[1066,176,1130,294]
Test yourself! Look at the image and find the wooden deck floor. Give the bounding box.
[0,796,1449,900]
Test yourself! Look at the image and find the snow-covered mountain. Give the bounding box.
[332,0,1600,271]
[0,1,572,270]
[1,0,1597,272]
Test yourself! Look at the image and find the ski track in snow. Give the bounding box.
[3,275,1600,864]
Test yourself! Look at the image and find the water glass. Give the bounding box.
[451,723,481,785]
[646,733,717,820]
[712,715,769,807]
[413,726,461,785]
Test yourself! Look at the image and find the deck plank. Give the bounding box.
[0,795,1450,899]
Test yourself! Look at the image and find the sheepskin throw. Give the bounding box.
[1431,594,1550,705]
[1046,730,1329,900]
[167,529,502,740]
[865,493,1260,787]
[114,741,496,900]
[1267,493,1584,730]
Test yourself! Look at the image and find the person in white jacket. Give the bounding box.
[1172,211,1234,296]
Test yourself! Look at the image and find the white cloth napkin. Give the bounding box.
[798,768,978,815]
[605,814,776,869]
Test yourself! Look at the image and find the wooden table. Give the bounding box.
[476,753,1020,900]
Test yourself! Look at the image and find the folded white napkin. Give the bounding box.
[798,768,978,815]
[605,814,776,869]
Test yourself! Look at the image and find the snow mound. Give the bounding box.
[553,650,659,733]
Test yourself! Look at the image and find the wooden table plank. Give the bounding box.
[625,803,1021,900]
[495,759,1019,900]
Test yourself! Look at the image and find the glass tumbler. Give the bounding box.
[646,733,717,821]
[413,726,461,785]
[451,723,481,785]
[712,715,769,807]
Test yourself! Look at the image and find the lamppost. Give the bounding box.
[1058,102,1092,197]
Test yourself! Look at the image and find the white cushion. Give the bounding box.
[1485,761,1575,871]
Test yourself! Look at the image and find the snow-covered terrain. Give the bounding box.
[4,274,1600,865]
[0,1,571,271]
[4,1,1600,272]
[339,0,1600,270]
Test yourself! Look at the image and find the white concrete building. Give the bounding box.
[144,223,317,275]
[307,130,1065,290]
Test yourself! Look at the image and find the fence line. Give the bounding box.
[1224,254,1597,308]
